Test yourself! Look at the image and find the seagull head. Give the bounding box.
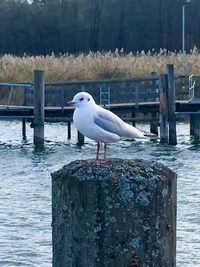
[67,92,95,108]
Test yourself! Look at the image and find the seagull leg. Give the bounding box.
[96,142,100,161]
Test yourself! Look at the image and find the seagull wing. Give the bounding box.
[94,107,145,139]
[94,108,127,137]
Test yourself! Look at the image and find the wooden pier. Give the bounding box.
[0,64,200,145]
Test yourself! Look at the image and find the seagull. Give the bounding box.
[68,92,148,162]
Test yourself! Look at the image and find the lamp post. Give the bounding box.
[181,0,191,74]
[182,0,191,54]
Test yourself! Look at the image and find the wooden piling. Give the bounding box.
[190,114,200,140]
[159,74,168,143]
[22,118,26,140]
[67,121,71,139]
[167,65,177,145]
[150,72,159,135]
[77,130,85,145]
[52,159,177,267]
[150,113,158,135]
[33,70,45,145]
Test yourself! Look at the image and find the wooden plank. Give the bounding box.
[0,116,33,119]
[45,76,158,87]
[167,64,177,145]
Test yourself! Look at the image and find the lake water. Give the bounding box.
[0,120,200,267]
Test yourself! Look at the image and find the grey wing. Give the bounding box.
[94,109,127,137]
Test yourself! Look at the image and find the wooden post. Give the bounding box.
[52,159,177,267]
[150,72,159,135]
[77,130,84,145]
[22,118,26,140]
[67,121,71,139]
[190,114,200,140]
[131,112,136,127]
[167,65,177,145]
[150,113,158,135]
[159,74,169,143]
[33,70,45,145]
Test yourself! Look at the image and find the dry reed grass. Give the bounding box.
[0,48,199,82]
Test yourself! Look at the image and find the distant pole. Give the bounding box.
[167,65,177,145]
[159,74,168,143]
[181,0,191,74]
[182,4,185,54]
[33,70,45,145]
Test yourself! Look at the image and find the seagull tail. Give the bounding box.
[125,123,158,140]
[124,123,146,139]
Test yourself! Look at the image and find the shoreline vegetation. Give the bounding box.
[0,48,200,83]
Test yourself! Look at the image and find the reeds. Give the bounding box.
[0,48,200,82]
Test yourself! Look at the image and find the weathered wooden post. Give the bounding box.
[77,130,85,145]
[190,114,200,140]
[52,159,177,267]
[33,70,45,145]
[167,65,177,145]
[159,74,169,143]
[67,121,71,139]
[150,72,159,135]
[22,118,26,140]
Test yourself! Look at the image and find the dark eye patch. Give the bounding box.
[87,98,90,101]
[79,97,84,101]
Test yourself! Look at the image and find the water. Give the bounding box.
[0,121,200,267]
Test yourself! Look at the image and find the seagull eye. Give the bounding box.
[87,98,90,101]
[79,97,84,101]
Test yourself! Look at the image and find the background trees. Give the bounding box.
[0,0,199,55]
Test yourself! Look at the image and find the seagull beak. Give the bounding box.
[67,101,75,106]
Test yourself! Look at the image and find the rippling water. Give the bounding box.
[0,120,200,266]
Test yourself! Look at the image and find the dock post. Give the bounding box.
[77,131,85,145]
[150,72,159,135]
[67,121,71,139]
[33,70,45,145]
[190,114,200,140]
[159,74,169,143]
[167,65,177,145]
[150,114,158,135]
[22,118,26,140]
[52,159,177,267]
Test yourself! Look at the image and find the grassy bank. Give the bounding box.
[0,49,200,82]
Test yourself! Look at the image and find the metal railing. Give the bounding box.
[189,74,195,101]
[0,82,32,107]
[188,74,200,102]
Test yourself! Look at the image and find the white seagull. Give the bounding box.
[68,92,148,162]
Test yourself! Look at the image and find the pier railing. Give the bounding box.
[0,73,188,110]
[1,64,200,146]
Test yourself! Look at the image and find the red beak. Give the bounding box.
[67,101,75,106]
